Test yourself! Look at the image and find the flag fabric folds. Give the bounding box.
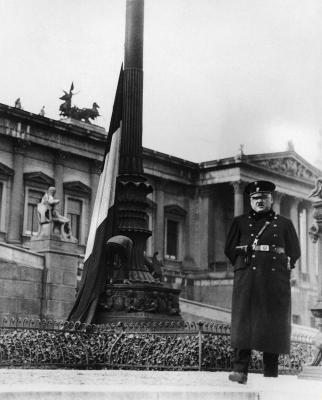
[68,67,123,323]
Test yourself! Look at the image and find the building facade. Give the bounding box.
[0,103,319,326]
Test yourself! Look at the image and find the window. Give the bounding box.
[63,181,91,246]
[26,189,43,235]
[166,219,179,259]
[66,198,82,240]
[292,314,301,324]
[164,204,186,262]
[23,172,55,238]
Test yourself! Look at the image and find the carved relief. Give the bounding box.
[255,158,317,181]
[98,286,181,316]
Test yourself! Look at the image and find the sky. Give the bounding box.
[1,0,322,167]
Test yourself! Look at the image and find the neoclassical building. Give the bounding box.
[0,102,319,325]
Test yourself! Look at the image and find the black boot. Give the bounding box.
[263,352,279,377]
[228,371,248,384]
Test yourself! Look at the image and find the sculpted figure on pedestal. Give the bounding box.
[36,186,76,241]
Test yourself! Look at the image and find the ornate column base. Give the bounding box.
[93,283,182,324]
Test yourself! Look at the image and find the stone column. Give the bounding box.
[54,150,66,214]
[310,201,322,317]
[199,187,212,270]
[289,197,301,284]
[154,180,165,260]
[7,140,28,244]
[232,181,245,217]
[299,201,322,375]
[273,191,284,214]
[290,197,300,235]
[90,160,102,219]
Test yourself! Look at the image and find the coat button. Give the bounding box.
[252,254,256,258]
[252,267,256,270]
[274,234,277,237]
[249,224,253,227]
[273,256,276,260]
[273,224,277,227]
[251,234,254,236]
[272,268,276,271]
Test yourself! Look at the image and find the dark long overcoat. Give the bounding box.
[225,210,300,354]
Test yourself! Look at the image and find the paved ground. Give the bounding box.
[0,369,321,399]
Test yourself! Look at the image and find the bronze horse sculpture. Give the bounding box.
[59,83,100,123]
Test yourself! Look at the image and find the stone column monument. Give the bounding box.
[92,0,181,324]
[300,184,322,378]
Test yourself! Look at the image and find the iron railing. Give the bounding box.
[0,317,315,372]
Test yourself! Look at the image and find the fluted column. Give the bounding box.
[116,0,154,282]
[119,0,144,175]
[90,160,102,218]
[54,150,66,214]
[232,181,245,217]
[273,192,284,214]
[7,140,28,243]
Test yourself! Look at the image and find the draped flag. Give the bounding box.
[68,66,123,323]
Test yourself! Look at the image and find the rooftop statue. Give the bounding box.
[59,82,100,123]
[39,106,45,116]
[14,98,22,109]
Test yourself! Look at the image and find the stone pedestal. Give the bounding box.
[60,117,106,134]
[30,235,80,320]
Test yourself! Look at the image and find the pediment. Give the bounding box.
[24,171,54,187]
[63,181,91,196]
[0,162,13,178]
[248,151,321,183]
[164,204,187,217]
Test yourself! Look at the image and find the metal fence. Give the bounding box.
[0,317,315,372]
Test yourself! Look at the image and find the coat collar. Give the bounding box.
[249,209,275,221]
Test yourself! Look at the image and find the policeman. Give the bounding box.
[225,180,300,384]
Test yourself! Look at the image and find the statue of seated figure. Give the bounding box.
[37,186,76,241]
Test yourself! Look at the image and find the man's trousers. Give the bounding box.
[233,349,279,377]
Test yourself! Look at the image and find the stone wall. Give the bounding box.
[0,243,44,319]
[0,241,81,321]
[181,277,233,309]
